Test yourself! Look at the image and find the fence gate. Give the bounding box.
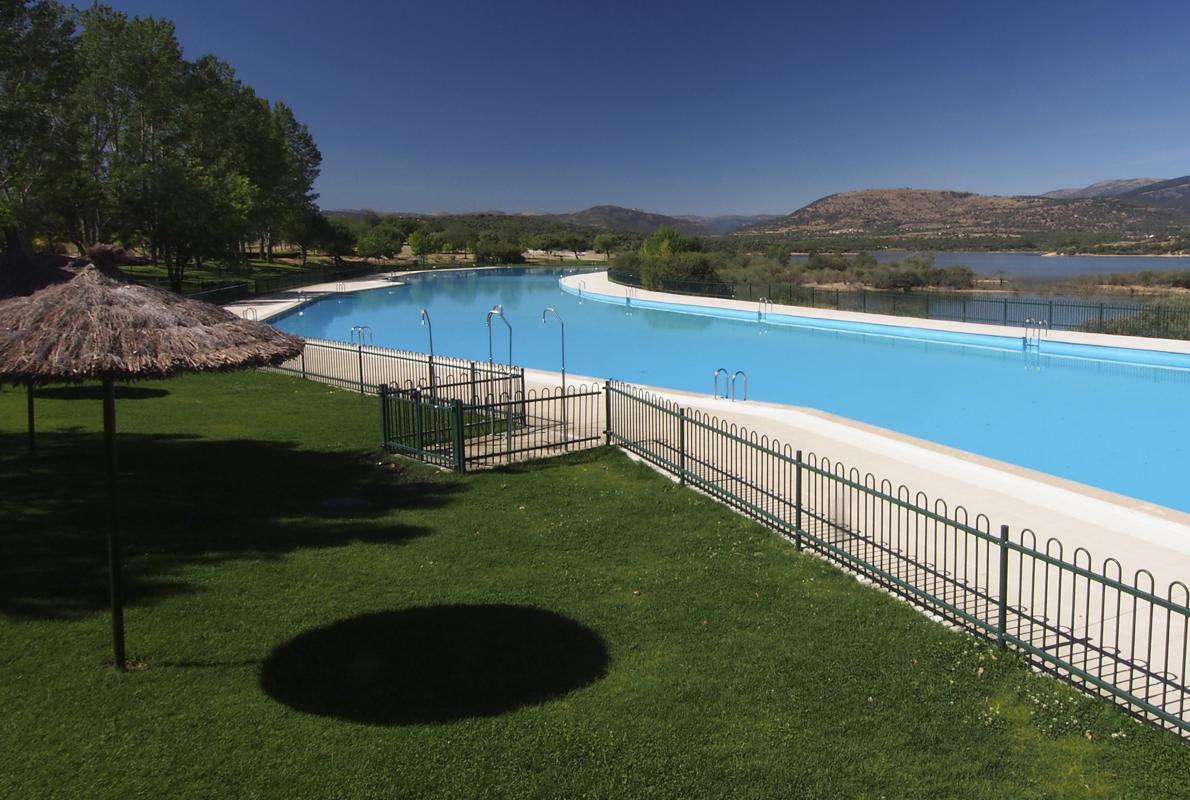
[380,383,605,471]
[379,386,464,470]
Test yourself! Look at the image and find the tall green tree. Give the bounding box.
[0,0,79,252]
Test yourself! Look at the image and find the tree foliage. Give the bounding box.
[0,1,324,289]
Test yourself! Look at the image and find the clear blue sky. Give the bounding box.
[84,0,1190,215]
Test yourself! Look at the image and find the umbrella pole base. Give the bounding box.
[104,377,127,672]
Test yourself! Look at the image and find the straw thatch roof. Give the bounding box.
[0,261,303,385]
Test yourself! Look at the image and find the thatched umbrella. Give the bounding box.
[0,251,303,670]
[0,234,76,452]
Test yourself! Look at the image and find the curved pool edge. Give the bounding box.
[560,272,1190,370]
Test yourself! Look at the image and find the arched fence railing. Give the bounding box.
[603,379,1190,738]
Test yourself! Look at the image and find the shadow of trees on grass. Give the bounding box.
[0,431,465,620]
[260,605,609,725]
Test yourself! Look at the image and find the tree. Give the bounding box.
[0,1,79,252]
[356,223,403,263]
[563,232,589,262]
[407,228,435,263]
[593,232,617,261]
[322,218,356,265]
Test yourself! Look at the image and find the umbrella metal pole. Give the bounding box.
[27,383,35,454]
[103,378,127,671]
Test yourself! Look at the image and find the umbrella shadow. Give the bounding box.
[259,605,610,725]
[0,431,465,620]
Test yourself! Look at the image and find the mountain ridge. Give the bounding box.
[739,187,1190,238]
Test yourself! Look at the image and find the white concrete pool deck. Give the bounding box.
[551,271,1190,591]
[223,267,521,323]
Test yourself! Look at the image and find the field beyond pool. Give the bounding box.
[1,372,1188,799]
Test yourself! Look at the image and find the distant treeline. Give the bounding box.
[2,1,324,290]
[613,228,976,292]
[326,211,641,264]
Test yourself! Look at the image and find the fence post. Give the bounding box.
[1047,299,1054,324]
[451,399,466,473]
[469,362,478,405]
[1098,302,1105,326]
[604,383,612,446]
[379,384,390,449]
[1002,299,1008,326]
[300,350,307,380]
[413,390,424,457]
[962,298,968,323]
[678,407,687,485]
[925,294,931,319]
[862,291,867,313]
[357,345,365,394]
[794,449,803,552]
[997,524,1009,650]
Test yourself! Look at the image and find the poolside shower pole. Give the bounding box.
[420,309,435,399]
[486,305,514,453]
[543,308,567,445]
[541,308,566,392]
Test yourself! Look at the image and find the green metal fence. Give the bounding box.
[380,383,604,471]
[607,269,1190,340]
[604,380,1190,738]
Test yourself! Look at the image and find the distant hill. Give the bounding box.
[674,213,782,234]
[1043,178,1162,199]
[324,205,784,235]
[545,205,704,234]
[1118,175,1190,212]
[740,188,1190,238]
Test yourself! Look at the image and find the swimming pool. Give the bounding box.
[271,268,1190,513]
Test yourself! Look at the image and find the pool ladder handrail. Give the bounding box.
[335,282,347,293]
[731,370,748,402]
[625,286,639,306]
[712,367,729,399]
[1022,318,1049,349]
[240,307,258,321]
[350,325,374,346]
[578,279,587,301]
[757,298,773,321]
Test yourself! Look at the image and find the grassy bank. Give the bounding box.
[2,372,1188,798]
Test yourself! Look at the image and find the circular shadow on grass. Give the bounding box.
[259,605,609,725]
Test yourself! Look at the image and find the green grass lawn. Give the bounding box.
[2,372,1189,799]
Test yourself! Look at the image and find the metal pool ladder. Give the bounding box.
[713,367,729,399]
[350,325,374,346]
[712,368,749,401]
[757,298,773,321]
[1022,318,1049,350]
[731,370,748,401]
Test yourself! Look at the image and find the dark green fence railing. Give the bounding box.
[607,269,1190,340]
[603,380,1190,739]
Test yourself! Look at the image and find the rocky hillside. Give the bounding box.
[1118,175,1190,212]
[1043,178,1162,199]
[741,188,1190,238]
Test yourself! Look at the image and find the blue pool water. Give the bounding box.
[272,268,1190,513]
